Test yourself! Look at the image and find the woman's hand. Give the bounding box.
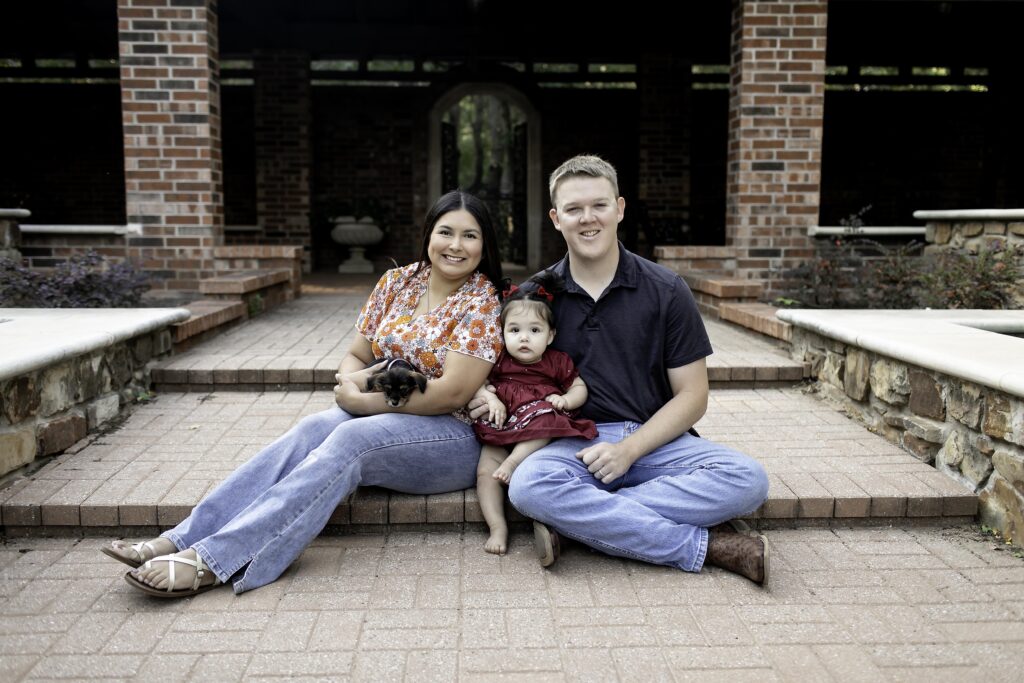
[333,374,363,412]
[467,384,498,420]
[483,394,507,428]
[340,360,387,391]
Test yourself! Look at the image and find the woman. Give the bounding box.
[102,190,504,597]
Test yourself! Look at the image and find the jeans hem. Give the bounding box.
[691,527,708,572]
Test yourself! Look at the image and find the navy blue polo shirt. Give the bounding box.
[544,243,712,425]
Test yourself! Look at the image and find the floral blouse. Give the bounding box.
[355,263,503,420]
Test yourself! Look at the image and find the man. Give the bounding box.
[480,155,770,584]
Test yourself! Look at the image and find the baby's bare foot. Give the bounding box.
[493,463,516,484]
[484,528,508,555]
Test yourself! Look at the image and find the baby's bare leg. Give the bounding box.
[493,438,551,484]
[477,445,510,555]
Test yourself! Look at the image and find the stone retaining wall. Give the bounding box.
[0,329,173,477]
[791,327,1024,542]
[923,218,1024,257]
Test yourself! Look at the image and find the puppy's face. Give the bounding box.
[366,367,428,407]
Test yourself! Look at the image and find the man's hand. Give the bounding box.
[546,393,568,411]
[467,384,498,420]
[576,441,635,484]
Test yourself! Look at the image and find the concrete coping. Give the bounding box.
[19,223,142,235]
[0,208,31,218]
[913,209,1024,221]
[808,226,926,236]
[776,309,1024,398]
[0,308,190,382]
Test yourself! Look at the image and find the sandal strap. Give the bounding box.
[143,554,202,593]
[140,553,221,593]
[131,540,158,562]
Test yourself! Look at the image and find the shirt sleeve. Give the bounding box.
[664,276,713,368]
[355,269,397,339]
[445,287,503,364]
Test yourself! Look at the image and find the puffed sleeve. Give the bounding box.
[552,350,581,392]
[355,269,397,339]
[444,280,503,364]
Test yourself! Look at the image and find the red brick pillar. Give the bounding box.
[725,0,827,290]
[117,0,223,297]
[638,53,692,246]
[254,51,312,273]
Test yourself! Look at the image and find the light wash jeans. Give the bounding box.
[508,422,769,572]
[163,406,480,593]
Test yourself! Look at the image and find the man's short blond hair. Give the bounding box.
[548,155,619,206]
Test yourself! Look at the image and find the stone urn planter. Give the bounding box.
[330,215,383,273]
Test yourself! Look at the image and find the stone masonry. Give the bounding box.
[117,0,224,296]
[791,327,1024,544]
[0,329,174,477]
[725,0,825,291]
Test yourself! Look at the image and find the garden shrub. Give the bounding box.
[779,240,1022,310]
[0,250,150,308]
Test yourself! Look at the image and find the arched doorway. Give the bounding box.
[428,83,542,272]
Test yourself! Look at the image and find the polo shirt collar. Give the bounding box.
[554,241,639,296]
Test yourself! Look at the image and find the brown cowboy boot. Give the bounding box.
[705,530,769,585]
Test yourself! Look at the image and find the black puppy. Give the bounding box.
[365,358,428,407]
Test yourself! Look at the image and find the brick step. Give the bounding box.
[3,391,977,536]
[719,302,792,342]
[151,355,809,391]
[170,299,247,351]
[0,468,977,533]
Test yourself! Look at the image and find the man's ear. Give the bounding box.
[549,207,561,232]
[617,197,626,222]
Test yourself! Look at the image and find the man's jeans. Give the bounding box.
[163,406,480,593]
[508,422,769,572]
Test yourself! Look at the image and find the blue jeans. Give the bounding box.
[163,406,480,593]
[507,422,769,572]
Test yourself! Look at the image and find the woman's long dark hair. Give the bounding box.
[410,190,503,291]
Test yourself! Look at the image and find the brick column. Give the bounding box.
[254,51,312,273]
[638,53,692,245]
[725,0,827,289]
[117,0,223,297]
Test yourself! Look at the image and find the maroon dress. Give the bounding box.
[474,349,598,447]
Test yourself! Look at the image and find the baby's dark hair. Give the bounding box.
[499,270,565,328]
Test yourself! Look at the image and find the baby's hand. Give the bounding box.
[546,394,568,411]
[485,396,507,428]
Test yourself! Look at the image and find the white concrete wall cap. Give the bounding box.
[776,309,1024,398]
[913,209,1024,220]
[0,308,190,382]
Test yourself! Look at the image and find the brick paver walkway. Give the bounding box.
[2,526,1023,681]
[3,275,1011,681]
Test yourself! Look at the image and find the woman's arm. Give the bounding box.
[546,376,588,411]
[336,350,494,417]
[338,335,378,379]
